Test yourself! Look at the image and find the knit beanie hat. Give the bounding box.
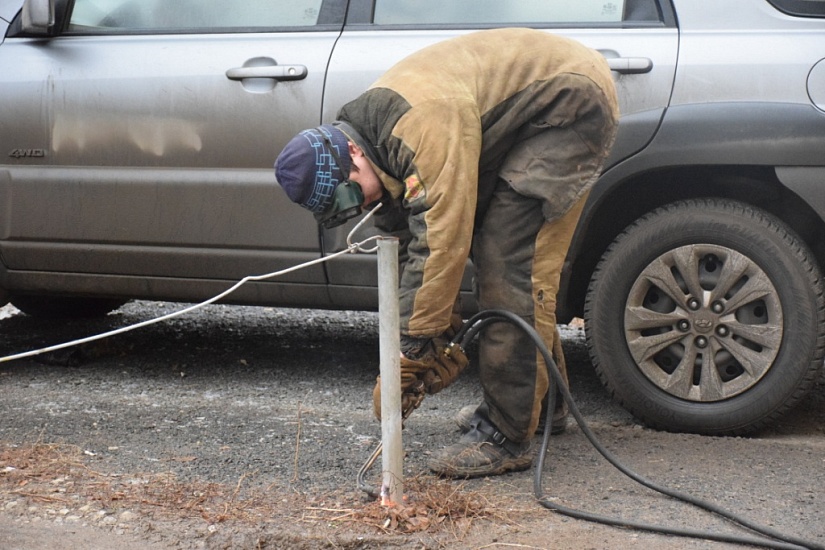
[274,124,352,213]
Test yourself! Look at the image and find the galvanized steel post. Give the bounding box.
[377,237,403,504]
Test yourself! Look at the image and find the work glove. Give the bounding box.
[372,315,468,420]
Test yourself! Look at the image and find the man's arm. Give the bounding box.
[389,100,482,338]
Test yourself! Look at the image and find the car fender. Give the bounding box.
[775,167,825,222]
[619,102,825,167]
[558,100,825,320]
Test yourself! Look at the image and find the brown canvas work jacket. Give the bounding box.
[337,28,619,338]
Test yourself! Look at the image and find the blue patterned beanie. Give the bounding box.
[275,124,352,213]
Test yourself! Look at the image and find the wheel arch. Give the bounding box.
[559,163,825,322]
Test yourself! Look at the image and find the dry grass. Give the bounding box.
[306,475,515,536]
[0,441,516,539]
[0,442,272,524]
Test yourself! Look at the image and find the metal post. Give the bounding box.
[377,237,403,505]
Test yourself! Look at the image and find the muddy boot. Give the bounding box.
[429,413,534,478]
[454,403,568,436]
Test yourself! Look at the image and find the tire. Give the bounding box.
[584,198,825,435]
[9,295,127,319]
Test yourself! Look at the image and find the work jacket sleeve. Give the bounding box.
[389,100,482,338]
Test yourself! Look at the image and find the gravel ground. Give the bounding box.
[1,301,824,549]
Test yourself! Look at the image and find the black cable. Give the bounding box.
[455,310,823,550]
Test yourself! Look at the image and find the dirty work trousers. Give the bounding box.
[472,185,587,443]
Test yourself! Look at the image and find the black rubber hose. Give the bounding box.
[454,309,823,550]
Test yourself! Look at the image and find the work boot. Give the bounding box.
[454,403,569,436]
[429,413,534,478]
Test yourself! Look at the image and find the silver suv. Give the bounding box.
[2,0,824,436]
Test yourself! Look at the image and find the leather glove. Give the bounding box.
[372,368,425,422]
[405,336,469,393]
[373,335,469,420]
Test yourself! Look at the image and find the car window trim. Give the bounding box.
[344,0,676,28]
[8,0,348,38]
[344,21,670,31]
[60,24,345,37]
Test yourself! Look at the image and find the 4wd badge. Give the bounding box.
[9,148,46,159]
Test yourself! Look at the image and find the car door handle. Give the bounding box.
[225,64,308,81]
[606,57,653,74]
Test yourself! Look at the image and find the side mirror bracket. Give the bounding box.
[20,0,56,36]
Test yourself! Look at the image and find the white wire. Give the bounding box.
[0,210,385,364]
[348,202,383,253]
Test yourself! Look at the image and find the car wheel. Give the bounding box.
[9,295,128,319]
[584,198,825,435]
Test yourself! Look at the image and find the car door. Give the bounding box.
[0,0,344,305]
[319,0,679,309]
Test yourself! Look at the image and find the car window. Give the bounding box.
[372,0,660,25]
[67,0,327,32]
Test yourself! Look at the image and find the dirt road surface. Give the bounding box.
[1,301,824,549]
